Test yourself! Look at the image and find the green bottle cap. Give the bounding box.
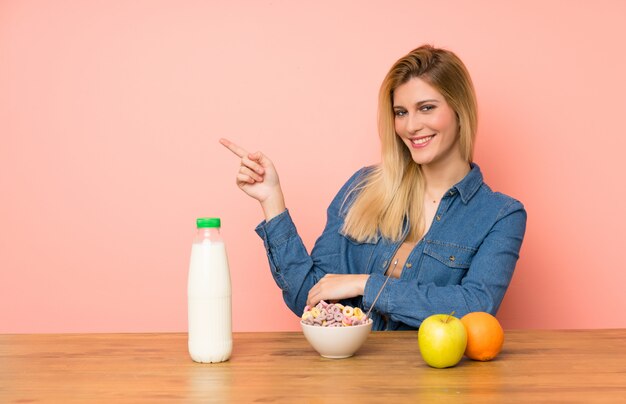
[196,217,221,228]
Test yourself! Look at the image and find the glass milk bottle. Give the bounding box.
[187,217,232,363]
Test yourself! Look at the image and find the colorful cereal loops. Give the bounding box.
[301,301,371,327]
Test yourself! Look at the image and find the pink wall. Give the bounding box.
[2,1,625,333]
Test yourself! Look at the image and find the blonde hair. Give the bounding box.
[342,45,478,243]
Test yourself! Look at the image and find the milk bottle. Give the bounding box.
[187,217,232,363]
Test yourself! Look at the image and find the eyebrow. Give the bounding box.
[393,99,440,109]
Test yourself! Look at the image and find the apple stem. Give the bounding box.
[445,311,456,323]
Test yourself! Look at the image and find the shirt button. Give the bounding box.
[449,256,455,262]
[449,190,455,196]
[405,263,412,268]
[436,215,441,221]
[382,260,388,267]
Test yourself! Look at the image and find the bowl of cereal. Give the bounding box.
[300,301,373,359]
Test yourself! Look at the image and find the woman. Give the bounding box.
[220,45,526,330]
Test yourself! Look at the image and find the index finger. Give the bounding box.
[219,138,248,158]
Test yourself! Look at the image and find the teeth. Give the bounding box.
[411,135,434,145]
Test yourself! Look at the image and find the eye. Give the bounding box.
[419,104,436,112]
[394,109,407,117]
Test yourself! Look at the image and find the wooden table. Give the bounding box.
[1,330,625,402]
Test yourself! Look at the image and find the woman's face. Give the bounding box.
[393,77,462,168]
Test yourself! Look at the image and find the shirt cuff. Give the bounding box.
[363,273,392,314]
[254,209,296,249]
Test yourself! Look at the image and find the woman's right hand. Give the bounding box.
[219,138,286,221]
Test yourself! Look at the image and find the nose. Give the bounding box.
[405,112,423,135]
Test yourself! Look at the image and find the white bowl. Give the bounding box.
[300,320,373,359]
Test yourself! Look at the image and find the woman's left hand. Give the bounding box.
[306,274,370,307]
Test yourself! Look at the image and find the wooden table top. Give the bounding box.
[1,329,625,403]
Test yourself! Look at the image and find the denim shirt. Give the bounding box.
[255,163,527,331]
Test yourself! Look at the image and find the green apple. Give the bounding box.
[418,313,467,368]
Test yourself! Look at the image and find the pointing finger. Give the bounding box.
[219,138,248,158]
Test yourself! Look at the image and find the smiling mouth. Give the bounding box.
[410,135,435,145]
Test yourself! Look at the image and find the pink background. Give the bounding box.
[2,1,625,333]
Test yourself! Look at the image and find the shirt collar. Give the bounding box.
[451,162,483,204]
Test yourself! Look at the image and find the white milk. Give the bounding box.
[188,235,232,363]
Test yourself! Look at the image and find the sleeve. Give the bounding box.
[362,199,527,327]
[255,168,369,316]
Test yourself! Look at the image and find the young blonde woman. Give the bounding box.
[221,45,526,330]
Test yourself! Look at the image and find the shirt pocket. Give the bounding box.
[337,229,378,274]
[338,228,379,246]
[419,241,477,285]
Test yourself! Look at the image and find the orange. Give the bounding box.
[460,312,504,361]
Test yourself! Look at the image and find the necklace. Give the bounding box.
[425,192,438,204]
